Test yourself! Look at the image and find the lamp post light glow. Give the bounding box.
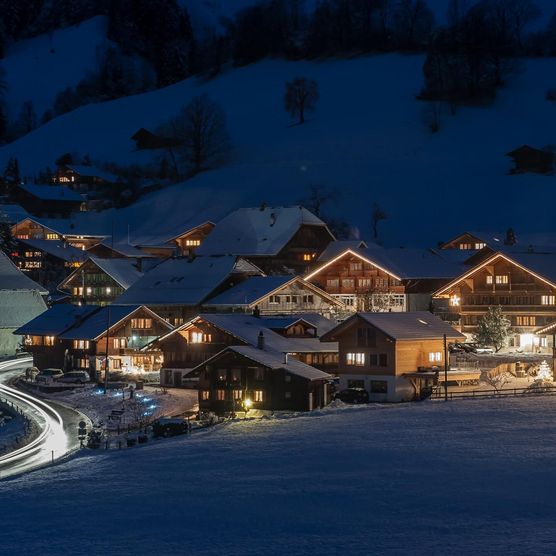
[244,398,253,412]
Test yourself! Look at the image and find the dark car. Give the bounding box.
[152,418,189,438]
[333,388,370,404]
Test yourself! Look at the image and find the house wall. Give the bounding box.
[61,261,125,305]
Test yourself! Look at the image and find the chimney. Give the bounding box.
[253,305,260,318]
[257,331,265,350]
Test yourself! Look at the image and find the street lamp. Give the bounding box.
[244,398,252,415]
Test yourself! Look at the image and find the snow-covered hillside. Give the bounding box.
[2,17,109,120]
[3,53,556,247]
[3,398,556,555]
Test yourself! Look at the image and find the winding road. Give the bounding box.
[0,358,84,479]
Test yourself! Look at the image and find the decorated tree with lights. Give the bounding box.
[536,360,553,382]
[473,306,511,352]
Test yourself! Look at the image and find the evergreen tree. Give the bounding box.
[474,306,511,352]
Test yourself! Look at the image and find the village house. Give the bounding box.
[13,184,86,218]
[58,257,144,305]
[130,128,183,150]
[203,275,346,318]
[196,205,335,274]
[0,251,47,355]
[320,312,465,402]
[506,145,554,174]
[433,251,556,352]
[152,312,338,388]
[16,304,171,377]
[196,345,332,416]
[11,238,87,291]
[305,246,462,312]
[115,255,264,326]
[54,164,120,193]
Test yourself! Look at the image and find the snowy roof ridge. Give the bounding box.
[18,183,84,202]
[87,256,144,289]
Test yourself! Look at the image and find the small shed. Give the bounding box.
[506,145,554,174]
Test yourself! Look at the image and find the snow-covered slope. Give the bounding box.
[3,398,556,555]
[2,17,109,120]
[3,53,556,247]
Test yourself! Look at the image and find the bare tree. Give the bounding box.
[284,77,319,125]
[300,183,338,217]
[371,202,388,242]
[483,370,512,392]
[173,93,231,177]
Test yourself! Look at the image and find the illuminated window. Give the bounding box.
[190,331,211,343]
[232,389,243,400]
[86,287,92,295]
[495,275,509,284]
[516,316,536,326]
[459,243,473,250]
[302,253,314,261]
[201,390,210,401]
[358,278,371,288]
[185,239,201,247]
[45,233,59,240]
[44,336,55,346]
[216,389,226,401]
[475,243,486,249]
[429,352,442,363]
[131,318,152,329]
[254,390,264,402]
[106,287,111,294]
[541,295,556,305]
[541,337,548,347]
[113,338,126,349]
[486,275,493,285]
[16,234,29,239]
[73,340,90,349]
[72,287,84,297]
[346,352,365,366]
[24,261,41,269]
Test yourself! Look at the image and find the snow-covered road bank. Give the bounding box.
[3,398,556,555]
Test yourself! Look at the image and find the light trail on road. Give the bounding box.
[0,358,75,479]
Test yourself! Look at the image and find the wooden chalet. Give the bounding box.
[58,257,144,306]
[16,304,172,377]
[114,255,264,326]
[14,184,85,218]
[12,218,106,250]
[506,145,554,174]
[433,251,556,352]
[131,128,183,150]
[203,275,346,318]
[320,312,465,402]
[11,238,86,291]
[152,313,338,388]
[168,222,215,256]
[196,205,335,274]
[305,247,461,313]
[54,164,119,193]
[196,345,331,416]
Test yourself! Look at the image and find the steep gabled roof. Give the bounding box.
[317,240,370,262]
[18,183,84,202]
[307,247,462,282]
[321,312,465,342]
[14,304,96,336]
[0,290,47,329]
[434,251,556,297]
[88,257,144,289]
[17,239,87,263]
[192,345,332,381]
[59,305,171,341]
[0,251,48,293]
[0,204,30,224]
[204,275,344,308]
[115,255,263,306]
[197,205,334,257]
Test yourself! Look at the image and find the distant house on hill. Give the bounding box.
[506,145,554,174]
[14,184,85,218]
[130,128,183,150]
[54,164,120,193]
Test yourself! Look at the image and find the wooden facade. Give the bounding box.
[197,349,330,415]
[440,233,488,251]
[434,252,556,351]
[321,313,464,401]
[171,222,215,256]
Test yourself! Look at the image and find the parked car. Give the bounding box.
[152,418,190,438]
[35,368,64,384]
[333,388,370,404]
[58,371,90,384]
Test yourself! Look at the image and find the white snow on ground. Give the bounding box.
[3,398,556,554]
[3,53,556,246]
[2,17,109,119]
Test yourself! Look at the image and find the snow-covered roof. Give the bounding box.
[65,164,119,182]
[204,275,294,306]
[115,255,263,306]
[94,241,154,258]
[317,240,370,262]
[18,183,84,202]
[322,312,465,342]
[164,313,338,354]
[197,205,334,256]
[88,257,144,289]
[0,290,46,329]
[59,305,170,340]
[225,345,332,381]
[15,304,96,336]
[0,204,30,224]
[17,239,87,263]
[0,251,47,293]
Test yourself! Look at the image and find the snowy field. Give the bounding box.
[3,397,556,555]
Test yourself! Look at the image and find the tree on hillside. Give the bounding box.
[16,100,37,135]
[371,202,388,243]
[172,94,231,177]
[474,306,511,352]
[284,77,319,125]
[300,184,338,217]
